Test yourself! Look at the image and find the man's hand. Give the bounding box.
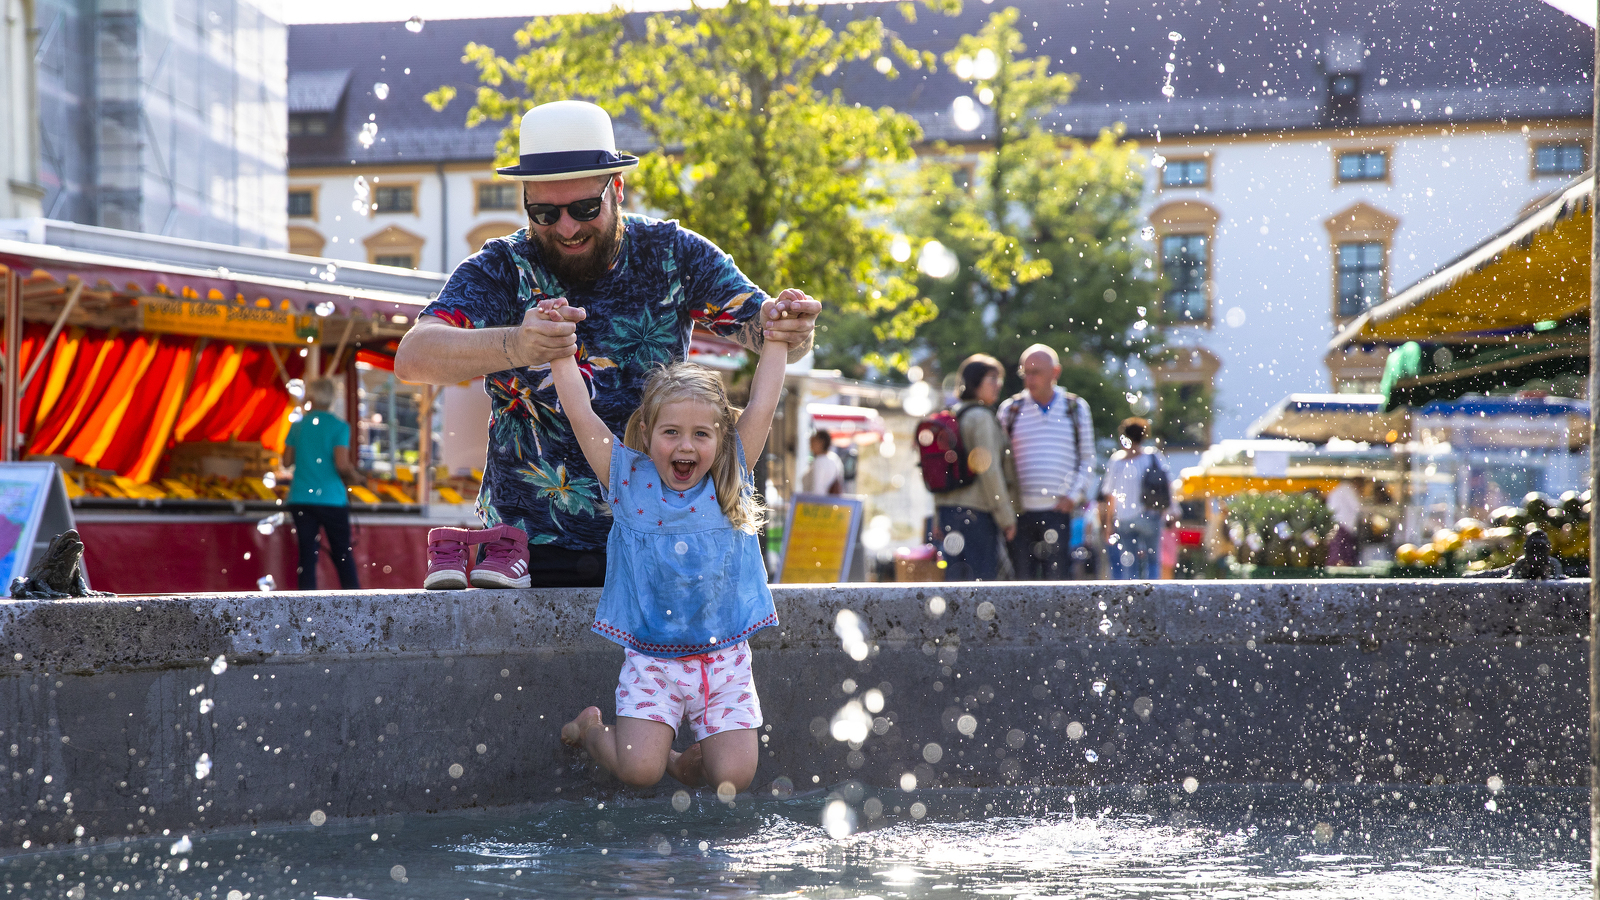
[762,288,820,349]
[513,300,585,366]
[1054,496,1080,514]
[1004,525,1017,542]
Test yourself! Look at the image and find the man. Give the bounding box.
[1098,417,1177,580]
[997,344,1096,580]
[799,428,844,495]
[394,100,819,587]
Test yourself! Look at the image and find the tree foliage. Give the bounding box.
[428,0,955,362]
[887,8,1160,437]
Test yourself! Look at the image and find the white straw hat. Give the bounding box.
[495,100,639,182]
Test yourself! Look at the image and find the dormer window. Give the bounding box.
[1324,74,1360,127]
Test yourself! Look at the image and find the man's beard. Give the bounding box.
[532,201,625,287]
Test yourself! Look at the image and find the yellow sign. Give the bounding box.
[141,299,319,345]
[780,496,862,583]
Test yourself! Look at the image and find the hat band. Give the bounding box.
[515,149,628,171]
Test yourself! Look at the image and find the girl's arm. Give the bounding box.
[540,301,616,486]
[735,294,796,456]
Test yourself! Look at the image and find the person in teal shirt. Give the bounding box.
[283,378,367,590]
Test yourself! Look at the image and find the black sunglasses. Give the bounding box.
[524,181,612,227]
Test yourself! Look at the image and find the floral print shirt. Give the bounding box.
[420,217,766,550]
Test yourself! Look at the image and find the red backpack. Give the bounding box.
[916,404,979,493]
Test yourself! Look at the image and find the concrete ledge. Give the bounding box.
[0,579,1586,854]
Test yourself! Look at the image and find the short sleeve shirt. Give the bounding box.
[285,412,350,507]
[420,217,768,551]
[591,439,777,658]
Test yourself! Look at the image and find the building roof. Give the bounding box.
[287,68,353,114]
[288,0,1592,169]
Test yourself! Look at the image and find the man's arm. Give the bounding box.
[728,292,819,364]
[1062,396,1097,509]
[393,310,584,385]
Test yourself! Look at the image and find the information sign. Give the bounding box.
[0,463,79,589]
[777,494,863,584]
[141,298,319,345]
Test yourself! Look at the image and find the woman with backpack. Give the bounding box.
[925,355,1017,581]
[1097,417,1177,580]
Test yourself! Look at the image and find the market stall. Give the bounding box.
[1329,170,1591,409]
[0,220,462,593]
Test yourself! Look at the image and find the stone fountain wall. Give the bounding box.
[0,579,1584,852]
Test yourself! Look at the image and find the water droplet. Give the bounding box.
[1084,749,1099,762]
[198,698,214,714]
[373,82,389,100]
[315,300,336,317]
[1092,680,1107,695]
[448,763,464,778]
[194,753,212,780]
[956,714,977,736]
[900,772,918,791]
[390,865,407,882]
[405,15,424,32]
[922,742,943,763]
[1183,777,1199,793]
[910,801,927,819]
[927,595,947,617]
[1066,721,1085,740]
[256,574,275,592]
[1168,30,1183,41]
[975,600,996,621]
[211,655,228,675]
[169,834,192,855]
[672,790,691,812]
[1486,775,1504,794]
[1161,84,1176,98]
[674,540,688,554]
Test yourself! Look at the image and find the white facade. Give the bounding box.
[0,0,43,218]
[286,164,531,275]
[1140,118,1589,461]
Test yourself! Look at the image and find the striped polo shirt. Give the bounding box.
[999,387,1097,512]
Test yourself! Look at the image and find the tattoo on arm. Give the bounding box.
[735,317,765,353]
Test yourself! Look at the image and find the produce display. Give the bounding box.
[1223,491,1334,569]
[1465,490,1591,575]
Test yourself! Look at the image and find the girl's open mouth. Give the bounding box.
[670,460,696,482]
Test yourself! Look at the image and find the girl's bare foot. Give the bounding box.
[667,741,706,787]
[561,707,603,748]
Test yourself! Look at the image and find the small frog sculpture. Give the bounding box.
[1479,529,1565,580]
[9,529,113,599]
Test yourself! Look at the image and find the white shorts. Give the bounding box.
[615,641,763,742]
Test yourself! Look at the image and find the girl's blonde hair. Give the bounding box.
[624,362,764,533]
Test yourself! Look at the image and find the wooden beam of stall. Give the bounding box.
[2,266,19,462]
[18,280,84,398]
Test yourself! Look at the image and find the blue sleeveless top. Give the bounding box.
[591,437,778,658]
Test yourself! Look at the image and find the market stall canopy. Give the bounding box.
[806,403,886,443]
[1247,394,1411,444]
[1180,439,1405,500]
[1412,394,1590,452]
[1329,172,1591,349]
[0,218,447,343]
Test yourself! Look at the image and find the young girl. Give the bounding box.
[543,295,790,794]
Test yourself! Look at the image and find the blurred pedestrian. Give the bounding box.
[800,428,844,495]
[283,378,367,590]
[998,344,1096,580]
[931,354,1017,581]
[1098,417,1176,580]
[1326,480,1361,567]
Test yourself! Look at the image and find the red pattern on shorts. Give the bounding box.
[614,641,762,742]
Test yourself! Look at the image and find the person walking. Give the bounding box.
[1098,417,1176,581]
[283,378,367,590]
[800,428,844,495]
[930,354,1016,581]
[393,100,819,588]
[997,344,1096,580]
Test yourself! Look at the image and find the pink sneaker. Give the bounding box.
[470,524,531,588]
[424,527,478,590]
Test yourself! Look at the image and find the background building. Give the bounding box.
[26,0,288,248]
[2,0,43,218]
[286,0,1591,464]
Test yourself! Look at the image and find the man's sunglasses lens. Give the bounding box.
[526,196,605,226]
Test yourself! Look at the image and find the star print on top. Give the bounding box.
[420,216,767,551]
[591,436,777,658]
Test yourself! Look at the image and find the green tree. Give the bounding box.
[427,0,954,364]
[886,7,1160,437]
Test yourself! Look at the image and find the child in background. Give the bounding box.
[545,294,792,794]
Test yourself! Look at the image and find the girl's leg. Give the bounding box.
[561,707,677,788]
[667,729,759,793]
